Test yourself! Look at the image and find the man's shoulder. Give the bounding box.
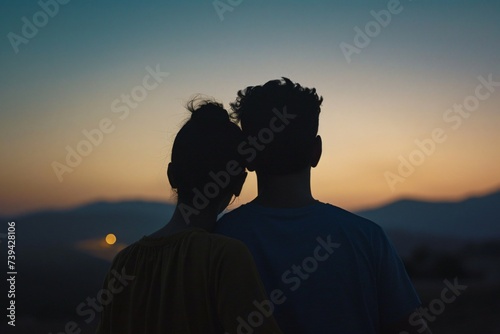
[216,204,255,231]
[217,201,383,233]
[221,202,255,218]
[322,203,383,230]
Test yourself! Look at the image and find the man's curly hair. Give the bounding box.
[230,77,323,175]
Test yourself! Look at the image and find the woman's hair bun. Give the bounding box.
[187,97,229,124]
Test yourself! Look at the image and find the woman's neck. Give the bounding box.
[147,205,217,238]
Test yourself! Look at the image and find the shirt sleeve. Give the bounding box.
[373,226,421,326]
[212,239,283,334]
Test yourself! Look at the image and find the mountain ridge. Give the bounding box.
[357,189,500,239]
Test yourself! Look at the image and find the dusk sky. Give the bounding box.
[1,0,499,215]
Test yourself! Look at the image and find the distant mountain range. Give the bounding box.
[7,188,500,243]
[357,189,500,256]
[357,189,500,239]
[1,189,499,324]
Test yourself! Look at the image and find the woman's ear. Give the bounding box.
[167,162,178,188]
[232,172,247,196]
[311,136,322,168]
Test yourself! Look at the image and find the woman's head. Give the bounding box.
[168,99,247,220]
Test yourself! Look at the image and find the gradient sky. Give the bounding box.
[1,0,499,215]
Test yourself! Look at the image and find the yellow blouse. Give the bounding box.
[96,228,282,334]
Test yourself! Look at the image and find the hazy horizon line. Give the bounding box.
[4,185,499,218]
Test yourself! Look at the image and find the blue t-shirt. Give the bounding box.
[215,201,420,334]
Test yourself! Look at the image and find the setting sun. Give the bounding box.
[105,233,117,245]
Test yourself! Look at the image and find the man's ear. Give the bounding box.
[311,136,322,168]
[232,172,247,196]
[167,162,178,188]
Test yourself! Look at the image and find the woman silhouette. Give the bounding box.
[96,99,282,333]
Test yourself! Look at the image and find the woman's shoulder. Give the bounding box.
[204,233,253,263]
[112,229,251,262]
[206,232,248,248]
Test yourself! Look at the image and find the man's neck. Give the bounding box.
[253,168,317,208]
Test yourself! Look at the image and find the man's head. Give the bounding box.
[230,77,323,175]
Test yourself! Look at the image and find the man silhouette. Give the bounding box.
[216,78,431,333]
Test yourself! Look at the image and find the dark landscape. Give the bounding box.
[2,190,499,333]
